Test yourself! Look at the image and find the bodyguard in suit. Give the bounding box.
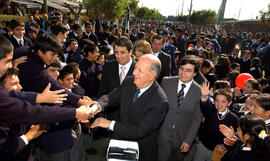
[158,56,203,161]
[151,35,171,84]
[98,36,136,121]
[92,54,169,161]
[9,19,33,50]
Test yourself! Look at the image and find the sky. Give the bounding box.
[138,0,269,20]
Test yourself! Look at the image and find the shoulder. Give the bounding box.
[160,51,171,58]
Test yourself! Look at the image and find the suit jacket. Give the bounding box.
[162,43,177,76]
[98,77,169,161]
[158,77,202,159]
[157,51,171,84]
[0,87,76,161]
[8,36,33,50]
[98,60,135,97]
[239,58,251,73]
[82,32,99,45]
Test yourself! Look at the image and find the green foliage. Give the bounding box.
[135,7,164,20]
[0,14,28,23]
[260,4,270,26]
[83,0,137,19]
[188,9,216,25]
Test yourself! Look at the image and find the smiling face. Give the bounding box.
[13,26,25,39]
[38,50,59,65]
[58,73,74,89]
[243,82,253,94]
[214,94,232,112]
[4,74,22,92]
[114,45,131,65]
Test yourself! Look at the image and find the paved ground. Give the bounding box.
[86,137,110,161]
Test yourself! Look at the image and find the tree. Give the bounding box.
[260,4,270,26]
[83,0,133,19]
[64,2,83,21]
[188,9,216,25]
[135,6,164,20]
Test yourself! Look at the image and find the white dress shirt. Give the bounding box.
[177,79,193,97]
[13,35,24,46]
[118,59,132,79]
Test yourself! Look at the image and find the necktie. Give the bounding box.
[19,40,23,47]
[132,89,140,104]
[119,66,126,84]
[177,84,186,107]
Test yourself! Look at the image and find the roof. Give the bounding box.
[11,0,41,8]
[32,0,70,12]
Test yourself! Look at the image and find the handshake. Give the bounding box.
[75,103,101,121]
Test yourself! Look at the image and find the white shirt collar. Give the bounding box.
[85,31,91,36]
[242,145,252,151]
[177,79,193,97]
[218,108,229,117]
[118,59,132,76]
[73,32,78,37]
[152,51,160,57]
[138,83,153,97]
[265,119,270,125]
[13,35,23,44]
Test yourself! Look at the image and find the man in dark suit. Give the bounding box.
[92,54,169,161]
[9,19,33,50]
[229,48,241,64]
[151,35,171,84]
[0,35,95,161]
[158,56,203,161]
[239,50,251,73]
[98,36,136,121]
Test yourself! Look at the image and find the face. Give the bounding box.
[114,45,131,65]
[243,52,250,59]
[133,58,156,89]
[237,126,249,144]
[58,73,74,89]
[28,32,37,40]
[243,82,253,94]
[85,24,93,33]
[135,50,143,60]
[151,39,163,53]
[87,47,100,62]
[38,50,59,65]
[96,55,105,66]
[214,94,232,112]
[70,41,78,51]
[13,26,25,39]
[46,66,60,80]
[201,67,210,75]
[4,75,22,92]
[178,64,197,83]
[0,51,13,77]
[75,68,81,80]
[249,100,269,120]
[75,28,82,36]
[58,31,68,43]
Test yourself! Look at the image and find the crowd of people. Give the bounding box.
[0,9,270,161]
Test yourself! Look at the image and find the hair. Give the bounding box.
[0,35,14,59]
[251,57,261,69]
[10,19,24,30]
[101,31,110,41]
[201,59,212,68]
[28,26,39,34]
[140,54,161,79]
[65,38,78,48]
[253,93,270,111]
[214,80,231,91]
[246,79,261,91]
[79,39,93,51]
[133,40,152,55]
[179,55,200,74]
[58,67,74,80]
[228,71,239,88]
[217,55,231,77]
[137,32,145,40]
[238,115,270,159]
[62,62,79,80]
[46,60,61,69]
[99,45,110,57]
[231,63,240,70]
[84,41,97,57]
[51,23,69,36]
[214,89,233,102]
[84,21,92,27]
[108,34,118,45]
[152,34,164,43]
[72,24,81,31]
[34,34,62,55]
[115,36,133,52]
[0,68,19,87]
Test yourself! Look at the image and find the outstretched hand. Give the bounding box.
[219,124,235,138]
[36,83,67,104]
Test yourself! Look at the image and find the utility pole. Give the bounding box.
[43,0,47,13]
[189,0,193,16]
[181,0,184,15]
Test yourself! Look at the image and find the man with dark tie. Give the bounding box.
[8,19,33,50]
[158,56,203,161]
[0,34,95,161]
[151,35,171,84]
[92,54,169,161]
[98,36,136,121]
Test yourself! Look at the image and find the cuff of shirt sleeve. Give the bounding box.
[109,120,116,131]
[201,96,208,102]
[20,135,29,145]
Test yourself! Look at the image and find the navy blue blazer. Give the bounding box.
[162,44,177,76]
[13,47,80,106]
[8,36,33,50]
